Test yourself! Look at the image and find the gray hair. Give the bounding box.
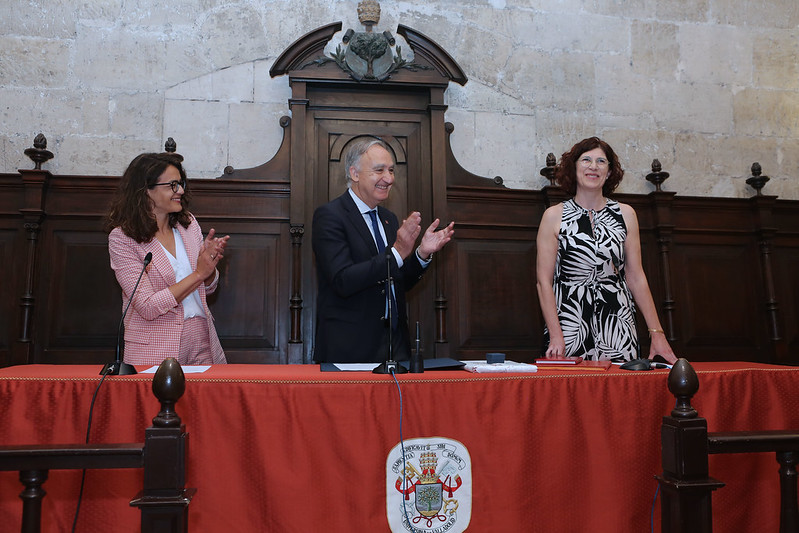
[344,137,392,184]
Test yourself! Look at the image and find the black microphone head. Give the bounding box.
[144,252,153,265]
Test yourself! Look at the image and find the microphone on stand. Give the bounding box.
[374,247,407,375]
[101,251,152,375]
[409,321,424,373]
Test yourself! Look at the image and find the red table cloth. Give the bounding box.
[1,362,797,532]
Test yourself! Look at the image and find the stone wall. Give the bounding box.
[1,0,798,198]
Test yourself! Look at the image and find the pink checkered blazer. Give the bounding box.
[108,215,226,365]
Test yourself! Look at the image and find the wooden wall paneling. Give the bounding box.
[446,186,542,362]
[0,174,23,367]
[670,233,765,362]
[34,221,120,364]
[27,174,116,364]
[448,236,539,361]
[202,223,287,363]
[0,227,20,368]
[772,200,799,364]
[670,196,769,362]
[772,244,799,363]
[191,178,291,363]
[1,166,799,367]
[770,200,799,365]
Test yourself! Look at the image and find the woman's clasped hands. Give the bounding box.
[198,228,230,280]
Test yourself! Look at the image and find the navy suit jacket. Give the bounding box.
[312,191,426,363]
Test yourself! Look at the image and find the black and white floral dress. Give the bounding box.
[544,198,639,362]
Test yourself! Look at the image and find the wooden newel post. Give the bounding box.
[777,451,799,531]
[130,358,196,533]
[656,359,724,533]
[18,470,48,533]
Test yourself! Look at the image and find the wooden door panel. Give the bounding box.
[36,224,120,363]
[671,237,764,361]
[448,239,539,361]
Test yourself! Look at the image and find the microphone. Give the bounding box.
[409,321,424,373]
[101,251,152,375]
[374,247,407,375]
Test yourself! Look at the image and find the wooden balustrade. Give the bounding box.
[0,358,193,533]
[657,359,799,532]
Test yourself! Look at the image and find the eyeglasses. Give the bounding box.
[150,179,186,193]
[578,156,609,168]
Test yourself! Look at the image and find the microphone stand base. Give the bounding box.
[100,362,138,376]
[372,360,408,375]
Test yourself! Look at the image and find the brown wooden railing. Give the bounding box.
[657,359,799,532]
[0,358,194,533]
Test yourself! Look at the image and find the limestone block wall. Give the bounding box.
[1,0,798,199]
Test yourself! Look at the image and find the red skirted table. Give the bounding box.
[1,362,797,532]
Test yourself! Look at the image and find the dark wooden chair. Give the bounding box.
[0,358,194,533]
[657,359,799,532]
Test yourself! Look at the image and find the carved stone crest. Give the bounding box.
[302,0,431,82]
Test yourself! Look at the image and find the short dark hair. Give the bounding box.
[555,136,624,196]
[105,152,192,242]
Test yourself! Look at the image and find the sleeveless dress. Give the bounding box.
[544,198,639,362]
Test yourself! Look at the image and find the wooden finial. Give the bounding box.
[746,162,770,196]
[668,358,699,419]
[645,159,669,192]
[540,152,556,186]
[151,358,186,428]
[23,133,54,170]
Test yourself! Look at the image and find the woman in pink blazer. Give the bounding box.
[106,152,229,365]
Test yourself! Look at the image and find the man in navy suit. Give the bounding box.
[312,137,455,363]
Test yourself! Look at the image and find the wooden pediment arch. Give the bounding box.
[269,22,467,86]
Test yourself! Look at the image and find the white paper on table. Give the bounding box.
[331,363,381,372]
[141,365,211,374]
[461,360,538,373]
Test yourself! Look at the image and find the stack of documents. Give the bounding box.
[461,361,538,373]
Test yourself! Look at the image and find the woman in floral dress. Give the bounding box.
[536,137,677,364]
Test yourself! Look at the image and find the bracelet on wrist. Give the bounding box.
[416,246,433,262]
[648,328,664,335]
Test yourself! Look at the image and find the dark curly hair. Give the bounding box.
[554,137,624,197]
[105,152,192,242]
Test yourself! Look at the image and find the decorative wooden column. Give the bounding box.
[288,83,312,364]
[289,222,305,362]
[429,103,449,358]
[746,162,786,364]
[646,160,678,342]
[656,359,724,533]
[15,134,53,365]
